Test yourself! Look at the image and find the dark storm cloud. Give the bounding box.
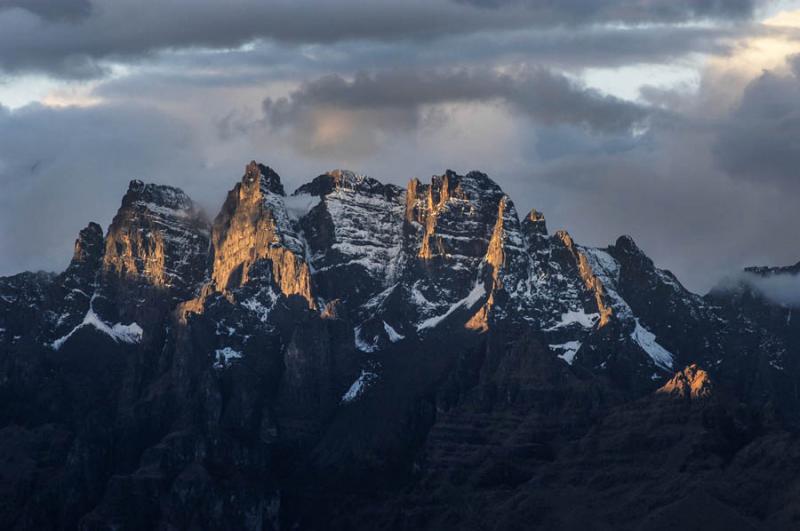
[81,23,737,104]
[0,0,758,79]
[263,68,652,136]
[0,0,541,78]
[713,55,800,188]
[0,0,91,21]
[452,0,756,23]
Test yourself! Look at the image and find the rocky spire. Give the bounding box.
[295,169,400,199]
[68,222,104,271]
[555,230,613,328]
[657,364,713,399]
[522,208,547,237]
[55,221,106,303]
[243,160,285,196]
[102,180,210,296]
[465,196,511,332]
[205,162,314,308]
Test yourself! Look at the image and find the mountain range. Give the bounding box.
[1,161,799,530]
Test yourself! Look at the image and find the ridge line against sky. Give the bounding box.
[0,0,799,292]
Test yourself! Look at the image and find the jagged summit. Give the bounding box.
[614,234,640,252]
[294,169,402,198]
[124,179,197,212]
[103,179,210,307]
[522,208,548,237]
[243,160,285,195]
[69,222,104,266]
[205,161,313,304]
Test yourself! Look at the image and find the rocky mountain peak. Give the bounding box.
[608,234,658,279]
[294,170,402,199]
[205,163,314,308]
[407,169,511,261]
[613,234,644,255]
[522,208,548,237]
[69,222,104,267]
[243,160,285,196]
[657,364,713,399]
[102,181,209,299]
[123,179,195,211]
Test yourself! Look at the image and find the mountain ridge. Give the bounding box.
[1,161,799,530]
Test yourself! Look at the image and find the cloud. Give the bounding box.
[0,0,759,79]
[0,0,92,21]
[258,68,652,156]
[713,54,800,188]
[451,0,756,24]
[0,102,204,275]
[714,268,800,307]
[0,0,542,78]
[743,271,800,307]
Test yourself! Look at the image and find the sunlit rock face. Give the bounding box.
[399,171,526,334]
[97,179,210,332]
[103,180,209,294]
[658,364,714,399]
[2,160,800,530]
[209,161,313,307]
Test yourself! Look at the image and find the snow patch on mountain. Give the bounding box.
[354,325,379,352]
[417,280,486,331]
[582,247,633,320]
[383,321,405,342]
[138,201,194,220]
[341,369,379,403]
[51,306,143,350]
[550,340,582,364]
[631,319,674,370]
[241,289,279,323]
[546,310,600,330]
[214,347,243,369]
[317,187,405,283]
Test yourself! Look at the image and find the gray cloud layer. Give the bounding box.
[745,272,800,307]
[0,0,91,21]
[0,0,759,78]
[454,0,756,23]
[713,54,800,188]
[258,68,652,157]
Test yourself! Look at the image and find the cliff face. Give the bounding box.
[1,161,799,530]
[103,179,209,294]
[208,162,313,307]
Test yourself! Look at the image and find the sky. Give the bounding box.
[0,0,799,293]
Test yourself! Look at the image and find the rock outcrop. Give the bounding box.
[658,364,714,399]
